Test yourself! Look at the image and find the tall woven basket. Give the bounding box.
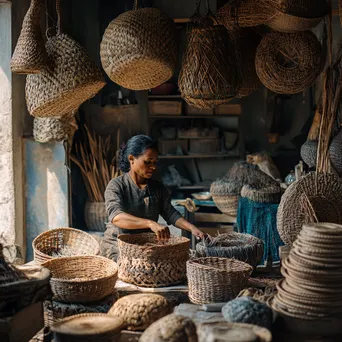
[25,0,105,117]
[118,233,190,287]
[100,0,177,91]
[11,0,48,74]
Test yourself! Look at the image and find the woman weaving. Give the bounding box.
[101,135,204,260]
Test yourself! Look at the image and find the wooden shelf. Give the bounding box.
[149,115,240,119]
[159,153,240,159]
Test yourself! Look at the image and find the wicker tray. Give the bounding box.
[118,233,190,287]
[42,256,118,303]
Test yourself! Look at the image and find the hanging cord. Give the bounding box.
[56,0,61,35]
[133,0,139,10]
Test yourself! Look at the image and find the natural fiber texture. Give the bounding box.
[196,232,264,268]
[277,172,342,246]
[11,0,48,74]
[179,20,242,109]
[255,31,323,95]
[108,294,172,331]
[140,314,197,342]
[26,33,105,117]
[33,227,100,264]
[241,184,282,203]
[42,256,118,303]
[329,129,342,175]
[300,140,318,168]
[43,291,118,326]
[84,201,107,232]
[273,223,342,320]
[117,233,190,287]
[51,313,123,342]
[187,257,253,304]
[100,6,176,90]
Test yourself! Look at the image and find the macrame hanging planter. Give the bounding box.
[179,0,242,109]
[11,0,48,74]
[25,0,105,117]
[100,0,177,90]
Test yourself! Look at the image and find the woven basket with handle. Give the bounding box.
[11,0,48,74]
[187,257,253,304]
[25,0,105,117]
[100,0,177,91]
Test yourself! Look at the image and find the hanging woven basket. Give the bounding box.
[241,184,282,203]
[329,129,342,176]
[25,0,105,117]
[277,172,342,246]
[100,0,177,91]
[255,31,323,95]
[11,0,48,74]
[301,140,318,168]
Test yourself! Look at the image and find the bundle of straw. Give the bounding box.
[71,125,121,202]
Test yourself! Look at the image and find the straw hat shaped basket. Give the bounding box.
[100,0,177,90]
[42,256,118,303]
[32,227,100,264]
[255,31,323,95]
[11,0,48,74]
[25,0,105,117]
[117,233,190,287]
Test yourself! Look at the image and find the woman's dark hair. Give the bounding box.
[119,135,158,172]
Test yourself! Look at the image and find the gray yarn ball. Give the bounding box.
[222,297,273,330]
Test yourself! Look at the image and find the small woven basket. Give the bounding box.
[33,227,100,264]
[11,0,48,74]
[187,257,253,304]
[42,256,118,303]
[100,1,176,90]
[118,233,190,287]
[255,31,323,95]
[241,184,282,203]
[301,140,318,168]
[329,129,342,175]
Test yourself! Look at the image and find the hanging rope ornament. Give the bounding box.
[25,0,105,117]
[100,0,177,90]
[179,1,242,109]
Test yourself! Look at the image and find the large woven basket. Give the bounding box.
[277,172,342,246]
[42,256,118,303]
[255,30,323,95]
[187,257,253,304]
[196,232,264,268]
[33,227,100,264]
[84,201,107,232]
[118,233,190,287]
[241,184,282,203]
[11,0,48,74]
[100,1,176,90]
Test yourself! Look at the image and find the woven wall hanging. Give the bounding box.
[11,0,48,74]
[255,31,323,95]
[25,0,105,117]
[179,1,242,109]
[277,172,342,246]
[100,0,177,90]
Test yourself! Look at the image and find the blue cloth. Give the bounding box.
[237,197,284,266]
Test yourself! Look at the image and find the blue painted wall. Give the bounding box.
[24,139,69,261]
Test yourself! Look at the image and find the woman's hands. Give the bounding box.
[190,226,205,240]
[149,222,171,241]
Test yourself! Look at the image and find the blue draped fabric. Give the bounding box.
[236,197,284,267]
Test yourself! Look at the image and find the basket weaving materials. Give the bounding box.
[140,314,197,342]
[33,227,100,264]
[300,140,318,168]
[241,184,282,204]
[11,0,48,74]
[50,313,124,342]
[277,172,342,246]
[186,257,253,304]
[42,256,118,303]
[108,294,172,331]
[100,3,176,90]
[255,31,323,95]
[117,233,190,287]
[196,232,264,268]
[329,129,342,175]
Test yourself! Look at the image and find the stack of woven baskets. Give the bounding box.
[272,223,342,322]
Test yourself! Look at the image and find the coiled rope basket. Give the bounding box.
[118,233,190,287]
[100,0,177,90]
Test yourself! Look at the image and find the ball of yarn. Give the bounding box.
[222,297,273,329]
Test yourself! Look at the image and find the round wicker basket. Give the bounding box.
[255,31,323,95]
[301,140,318,168]
[241,184,282,204]
[117,233,190,287]
[84,201,107,232]
[187,257,253,304]
[33,227,100,264]
[100,3,177,90]
[42,256,118,303]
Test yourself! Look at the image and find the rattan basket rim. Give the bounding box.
[187,257,253,273]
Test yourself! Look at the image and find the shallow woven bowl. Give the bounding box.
[42,256,118,303]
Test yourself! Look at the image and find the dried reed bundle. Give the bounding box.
[71,126,120,202]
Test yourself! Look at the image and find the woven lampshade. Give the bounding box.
[100,2,177,90]
[255,31,323,94]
